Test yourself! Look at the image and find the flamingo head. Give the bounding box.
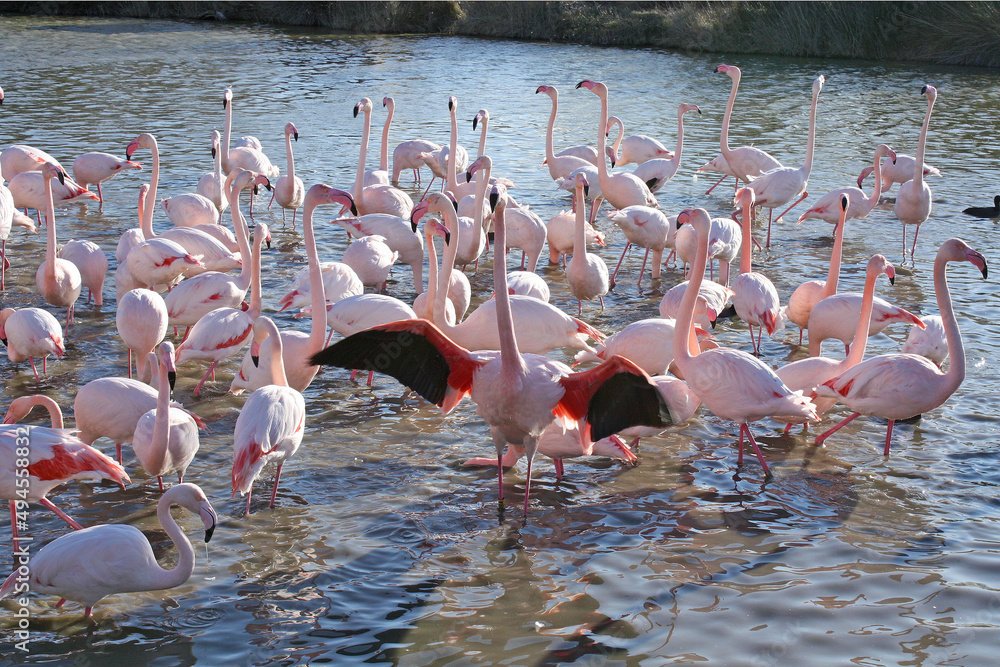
[2,396,34,424]
[958,243,989,279]
[156,340,177,391]
[41,162,65,185]
[575,79,606,96]
[382,96,392,109]
[410,199,431,232]
[0,85,4,105]
[573,171,589,198]
[465,155,491,183]
[424,217,451,246]
[473,109,488,131]
[448,95,457,112]
[921,84,938,104]
[0,307,12,345]
[249,316,279,367]
[681,103,701,116]
[734,186,756,210]
[354,97,373,118]
[286,122,299,141]
[171,483,218,543]
[714,64,740,80]
[857,165,875,189]
[489,183,509,212]
[254,222,271,251]
[126,133,155,160]
[223,88,232,109]
[813,74,826,95]
[839,194,850,217]
[307,184,355,216]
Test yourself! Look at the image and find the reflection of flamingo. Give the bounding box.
[798,144,896,224]
[576,80,657,209]
[731,187,781,355]
[0,483,216,619]
[232,317,306,514]
[133,342,201,491]
[310,184,670,515]
[815,239,987,453]
[671,208,817,475]
[270,122,305,225]
[894,85,937,261]
[746,75,825,247]
[0,307,65,380]
[71,151,142,203]
[36,164,82,327]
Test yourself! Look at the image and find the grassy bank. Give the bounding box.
[3,1,999,68]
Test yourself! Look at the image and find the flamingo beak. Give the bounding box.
[251,353,259,367]
[293,132,299,141]
[584,184,590,198]
[472,116,479,131]
[489,191,499,211]
[57,170,65,185]
[353,103,360,118]
[167,371,176,391]
[465,169,473,183]
[201,504,218,542]
[211,146,216,158]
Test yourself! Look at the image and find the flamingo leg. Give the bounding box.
[269,464,283,508]
[158,477,164,492]
[29,357,40,382]
[419,176,437,202]
[588,196,604,225]
[738,424,745,464]
[491,430,507,508]
[56,598,66,608]
[245,488,252,516]
[748,324,758,356]
[268,190,276,209]
[367,370,374,386]
[1,239,8,290]
[765,208,773,248]
[815,412,862,446]
[704,173,728,195]
[577,300,583,317]
[554,458,564,482]
[910,226,921,261]
[42,355,47,375]
[520,251,526,271]
[128,348,133,379]
[774,191,808,222]
[192,361,219,397]
[97,183,104,203]
[599,295,605,311]
[783,422,793,435]
[742,426,771,475]
[522,435,538,516]
[637,247,650,287]
[116,442,123,465]
[39,497,83,530]
[10,503,20,555]
[884,420,895,457]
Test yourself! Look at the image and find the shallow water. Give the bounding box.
[1,16,999,666]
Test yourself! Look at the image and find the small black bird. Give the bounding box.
[962,195,1000,218]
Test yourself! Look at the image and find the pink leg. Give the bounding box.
[748,324,758,356]
[610,242,631,287]
[29,357,40,382]
[765,208,773,248]
[577,300,583,317]
[520,252,526,271]
[268,190,276,209]
[522,454,534,516]
[56,598,66,608]
[738,425,745,464]
[815,412,862,446]
[704,173,728,195]
[39,497,84,530]
[158,477,164,492]
[901,225,908,260]
[97,183,104,204]
[10,503,19,555]
[85,607,93,618]
[599,295,605,311]
[245,489,252,516]
[774,191,808,222]
[783,422,793,435]
[554,459,564,482]
[192,361,219,397]
[419,176,437,202]
[367,370,374,386]
[910,226,920,261]
[116,442,123,465]
[269,464,283,508]
[742,425,771,475]
[637,247,650,287]
[1,239,7,290]
[42,356,47,375]
[128,349,133,379]
[884,420,895,457]
[798,327,804,346]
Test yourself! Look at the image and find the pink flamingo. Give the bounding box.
[389,97,441,184]
[1,395,129,553]
[310,184,670,514]
[573,317,709,377]
[0,482,215,618]
[1,142,64,182]
[71,151,142,204]
[814,238,987,453]
[231,184,358,394]
[232,317,306,513]
[576,80,658,209]
[894,85,937,261]
[58,239,108,308]
[607,205,672,287]
[776,254,899,432]
[619,103,699,193]
[270,122,305,225]
[859,154,940,195]
[161,193,220,228]
[671,207,818,475]
[566,173,610,315]
[0,307,65,380]
[413,217,467,325]
[746,74,825,247]
[335,214,425,294]
[797,144,896,224]
[807,286,924,358]
[353,97,413,217]
[133,342,201,491]
[117,288,168,380]
[731,187,782,355]
[221,88,278,177]
[342,235,396,291]
[197,130,227,213]
[547,207,605,267]
[35,164,82,327]
[536,85,593,182]
[0,177,12,290]
[901,314,948,367]
[8,167,98,222]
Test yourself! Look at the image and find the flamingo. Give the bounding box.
[501,201,547,273]
[572,317,696,377]
[334,214,425,294]
[617,104,699,193]
[787,194,851,345]
[454,154,493,267]
[197,130,227,213]
[163,170,271,329]
[353,97,413,217]
[0,482,216,618]
[505,271,550,302]
[276,261,362,312]
[0,408,129,554]
[536,85,593,182]
[894,85,937,261]
[415,191,604,355]
[547,208,605,266]
[0,177,12,290]
[797,144,896,224]
[232,317,306,513]
[35,164,82,327]
[576,80,658,209]
[174,218,267,397]
[859,154,940,195]
[0,307,64,380]
[390,98,442,186]
[807,286,924,358]
[413,217,471,323]
[342,235,396,291]
[776,254,899,431]
[220,88,278,177]
[566,173,610,315]
[659,281,730,331]
[901,314,948,367]
[731,187,782,355]
[133,342,200,491]
[309,184,670,514]
[607,122,675,167]
[58,240,108,308]
[746,74,825,247]
[671,208,818,474]
[270,122,305,225]
[117,288,168,381]
[230,185,358,394]
[607,205,673,287]
[702,64,783,193]
[8,167,99,221]
[162,193,220,228]
[438,96,479,201]
[674,213,742,286]
[1,143,64,182]
[71,151,142,204]
[814,239,987,453]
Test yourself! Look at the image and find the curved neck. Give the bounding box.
[434,207,462,331]
[720,72,740,159]
[935,253,966,392]
[302,200,327,350]
[29,396,63,428]
[492,200,526,376]
[801,84,821,178]
[673,222,709,367]
[913,95,935,189]
[284,132,296,181]
[544,92,558,163]
[608,116,623,166]
[142,140,160,237]
[151,495,196,590]
[865,150,886,215]
[824,214,847,296]
[446,105,459,193]
[354,109,372,207]
[842,268,881,367]
[380,105,392,172]
[230,181,253,290]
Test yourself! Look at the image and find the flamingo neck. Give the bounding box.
[913,95,935,189]
[147,354,172,476]
[492,200,526,377]
[354,109,372,209]
[572,184,588,258]
[221,100,233,173]
[379,106,392,172]
[213,139,222,182]
[476,118,488,158]
[842,267,880,367]
[594,91,612,189]
[43,177,58,276]
[673,223,709,369]
[824,214,847,297]
[720,72,740,159]
[151,492,197,591]
[609,117,624,165]
[284,132,296,182]
[302,200,327,351]
[472,159,491,233]
[543,91,558,164]
[739,200,753,274]
[31,396,63,428]
[667,109,686,179]
[865,149,887,215]
[800,84,821,179]
[142,140,160,238]
[434,206,462,331]
[248,226,263,318]
[934,252,966,394]
[230,184,253,290]
[425,230,440,320]
[446,105,459,194]
[264,319,289,387]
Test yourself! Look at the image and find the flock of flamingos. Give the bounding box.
[0,65,990,621]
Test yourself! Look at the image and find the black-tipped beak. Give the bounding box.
[584,184,590,198]
[443,230,452,245]
[205,524,216,542]
[349,201,358,215]
[211,146,216,158]
[223,98,228,109]
[472,117,479,131]
[696,108,702,114]
[450,196,459,212]
[1,337,7,346]
[921,84,928,95]
[353,104,360,118]
[251,354,260,367]
[56,170,65,185]
[168,371,176,391]
[575,81,585,89]
[889,275,895,286]
[676,218,683,229]
[841,195,848,209]
[409,217,418,233]
[293,132,299,141]
[465,170,473,183]
[252,185,259,196]
[489,191,499,211]
[126,146,135,160]
[265,238,271,250]
[448,98,455,111]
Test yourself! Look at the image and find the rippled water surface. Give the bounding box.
[1,16,999,666]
